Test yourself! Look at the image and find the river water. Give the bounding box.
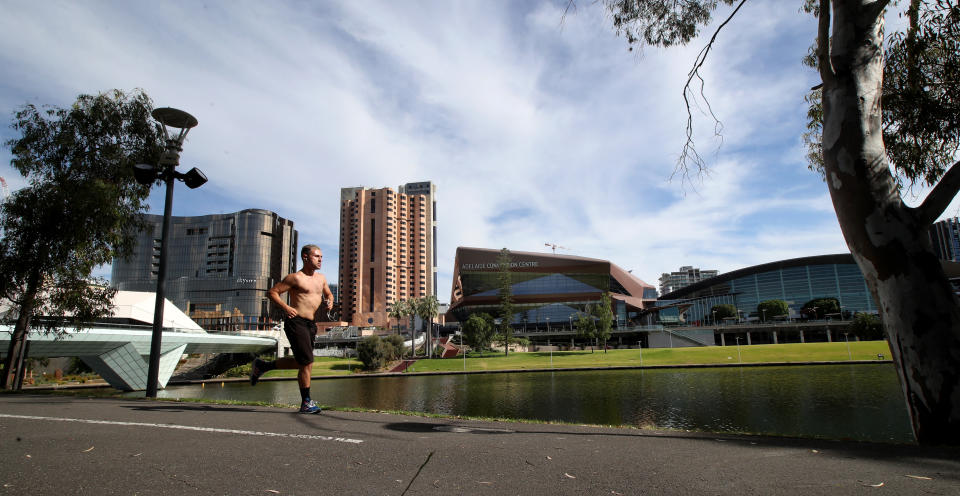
[146,363,914,443]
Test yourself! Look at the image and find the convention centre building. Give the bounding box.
[446,247,659,331]
[655,254,877,326]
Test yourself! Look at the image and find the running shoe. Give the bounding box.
[249,358,265,386]
[299,399,322,414]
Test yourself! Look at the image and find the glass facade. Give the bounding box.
[930,217,960,262]
[658,255,877,324]
[111,209,298,331]
[448,247,656,328]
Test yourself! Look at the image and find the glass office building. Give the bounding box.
[930,217,960,262]
[447,247,658,328]
[111,209,298,331]
[657,254,877,324]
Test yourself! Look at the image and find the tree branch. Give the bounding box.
[917,159,960,225]
[674,0,748,184]
[816,0,835,85]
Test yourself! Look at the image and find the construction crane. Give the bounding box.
[544,242,568,254]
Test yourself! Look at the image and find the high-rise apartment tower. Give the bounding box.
[658,266,718,296]
[338,182,437,327]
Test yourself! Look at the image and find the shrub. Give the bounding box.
[850,313,885,340]
[710,304,738,322]
[383,334,407,360]
[802,298,840,318]
[757,299,789,321]
[463,313,495,350]
[357,336,389,371]
[222,363,251,378]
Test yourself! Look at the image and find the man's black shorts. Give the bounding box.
[284,316,317,366]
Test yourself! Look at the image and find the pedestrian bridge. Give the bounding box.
[0,323,276,391]
[0,291,278,391]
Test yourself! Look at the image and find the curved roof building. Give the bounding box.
[111,209,298,331]
[447,247,657,328]
[657,254,877,324]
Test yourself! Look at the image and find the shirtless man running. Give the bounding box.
[249,244,334,414]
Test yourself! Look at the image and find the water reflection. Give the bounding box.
[146,364,914,443]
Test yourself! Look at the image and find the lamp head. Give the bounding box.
[181,167,208,189]
[152,107,198,129]
[152,107,198,143]
[133,163,158,185]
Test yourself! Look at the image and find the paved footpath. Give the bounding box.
[1,395,958,495]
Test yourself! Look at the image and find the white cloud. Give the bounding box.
[1,1,896,301]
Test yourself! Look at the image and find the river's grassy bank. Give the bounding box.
[254,340,892,378]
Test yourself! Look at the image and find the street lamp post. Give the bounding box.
[135,107,206,398]
[546,317,550,332]
[735,336,742,363]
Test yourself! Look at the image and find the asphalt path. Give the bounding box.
[1,395,958,495]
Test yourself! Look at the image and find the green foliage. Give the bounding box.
[496,248,515,355]
[1,89,163,388]
[606,0,740,48]
[802,298,840,319]
[802,2,960,185]
[383,334,407,360]
[410,296,440,331]
[850,313,885,340]
[222,363,252,378]
[881,1,960,185]
[463,313,495,351]
[357,335,390,371]
[388,300,409,332]
[407,295,441,356]
[710,304,737,321]
[574,310,595,340]
[757,299,789,321]
[1,90,163,331]
[593,292,614,349]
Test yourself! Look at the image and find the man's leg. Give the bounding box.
[296,362,320,413]
[250,356,297,385]
[298,362,312,389]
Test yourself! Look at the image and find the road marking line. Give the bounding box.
[0,413,363,444]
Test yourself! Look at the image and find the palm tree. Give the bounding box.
[414,296,440,357]
[387,300,407,335]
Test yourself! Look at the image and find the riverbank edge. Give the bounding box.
[18,358,894,390]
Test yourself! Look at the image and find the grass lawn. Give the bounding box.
[256,356,364,379]
[401,341,893,373]
[243,341,892,377]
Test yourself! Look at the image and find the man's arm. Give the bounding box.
[323,279,334,310]
[268,274,298,318]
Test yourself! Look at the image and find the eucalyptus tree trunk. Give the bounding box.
[1,271,40,390]
[819,0,960,444]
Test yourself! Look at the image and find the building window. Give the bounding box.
[369,268,375,312]
[370,219,376,262]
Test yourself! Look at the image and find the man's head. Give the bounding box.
[301,244,322,270]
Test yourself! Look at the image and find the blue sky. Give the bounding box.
[1,1,951,300]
